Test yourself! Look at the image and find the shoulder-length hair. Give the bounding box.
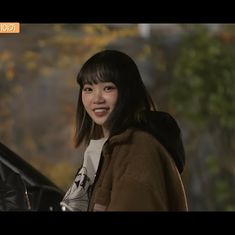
[74,50,156,147]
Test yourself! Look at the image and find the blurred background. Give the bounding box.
[1,23,235,211]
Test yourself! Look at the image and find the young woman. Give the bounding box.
[60,50,188,211]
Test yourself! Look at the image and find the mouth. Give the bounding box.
[93,108,109,117]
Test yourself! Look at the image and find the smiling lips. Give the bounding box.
[93,108,109,117]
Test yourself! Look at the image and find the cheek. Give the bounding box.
[82,94,89,108]
[105,94,117,108]
[111,92,118,107]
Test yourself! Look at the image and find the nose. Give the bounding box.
[93,89,105,104]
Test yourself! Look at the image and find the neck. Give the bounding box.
[102,127,109,138]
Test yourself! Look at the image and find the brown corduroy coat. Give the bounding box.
[88,128,188,211]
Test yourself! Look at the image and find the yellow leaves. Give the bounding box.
[47,33,79,45]
[23,51,38,60]
[57,56,72,68]
[1,24,140,75]
[41,67,53,77]
[82,24,109,35]
[29,159,79,190]
[23,134,37,152]
[12,85,23,95]
[81,24,138,49]
[45,24,138,66]
[26,61,37,71]
[0,51,15,80]
[0,119,14,140]
[0,51,12,62]
[138,44,152,60]
[23,51,39,71]
[38,40,46,48]
[53,24,63,32]
[6,62,15,80]
[6,70,14,80]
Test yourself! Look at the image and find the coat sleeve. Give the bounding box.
[106,137,188,211]
[107,174,169,211]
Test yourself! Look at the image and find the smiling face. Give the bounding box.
[82,82,118,137]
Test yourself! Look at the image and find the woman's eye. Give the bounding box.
[104,86,116,92]
[83,87,92,92]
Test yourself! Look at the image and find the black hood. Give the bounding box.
[135,111,185,174]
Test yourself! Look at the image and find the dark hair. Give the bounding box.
[74,50,156,147]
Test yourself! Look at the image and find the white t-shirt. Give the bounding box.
[60,137,108,211]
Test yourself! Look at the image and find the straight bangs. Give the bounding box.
[77,62,119,88]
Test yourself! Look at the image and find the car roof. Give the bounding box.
[0,141,64,193]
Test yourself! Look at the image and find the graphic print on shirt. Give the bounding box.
[60,167,91,211]
[60,137,108,211]
[75,169,89,189]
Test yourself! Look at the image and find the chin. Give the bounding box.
[93,119,106,126]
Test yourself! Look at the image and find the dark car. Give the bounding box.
[0,142,64,211]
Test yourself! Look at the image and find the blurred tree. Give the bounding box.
[170,24,235,210]
[172,25,235,132]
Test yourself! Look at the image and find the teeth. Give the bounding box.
[94,109,107,113]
